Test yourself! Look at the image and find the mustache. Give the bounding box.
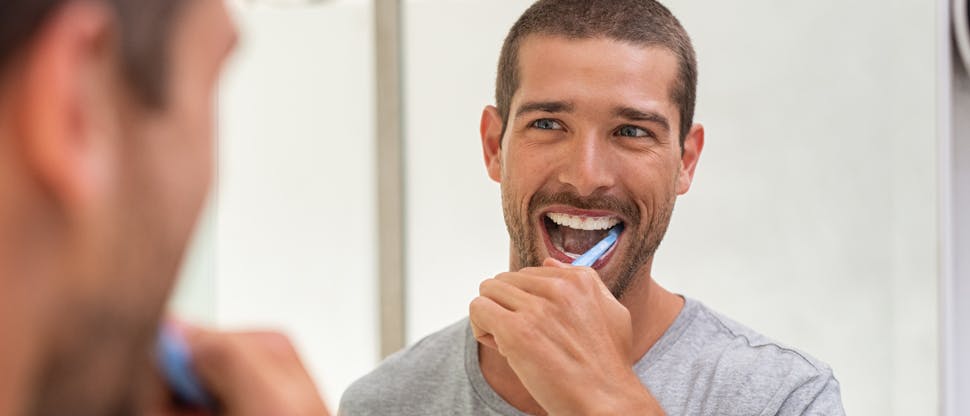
[528,190,641,224]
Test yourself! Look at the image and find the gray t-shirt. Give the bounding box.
[340,298,845,415]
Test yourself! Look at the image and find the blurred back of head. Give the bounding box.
[0,0,183,107]
[0,0,234,414]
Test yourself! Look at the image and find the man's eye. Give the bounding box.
[616,125,650,138]
[531,119,563,130]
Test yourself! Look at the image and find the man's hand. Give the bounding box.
[143,325,330,416]
[469,258,664,416]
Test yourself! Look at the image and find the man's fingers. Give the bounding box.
[540,258,615,298]
[179,326,246,404]
[543,257,567,268]
[181,329,289,403]
[493,271,559,298]
[515,264,567,278]
[497,263,607,300]
[180,327,330,416]
[470,320,498,350]
[226,331,303,363]
[479,278,534,311]
[469,295,514,349]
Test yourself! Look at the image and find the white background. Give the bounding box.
[173,0,379,404]
[172,0,946,414]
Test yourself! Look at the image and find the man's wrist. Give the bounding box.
[610,387,665,416]
[573,371,665,416]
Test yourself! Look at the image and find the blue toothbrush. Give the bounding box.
[156,323,214,409]
[571,224,624,267]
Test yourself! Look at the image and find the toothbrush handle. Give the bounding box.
[156,323,214,409]
[571,225,623,267]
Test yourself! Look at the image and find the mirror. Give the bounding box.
[173,1,945,414]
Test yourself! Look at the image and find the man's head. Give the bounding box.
[0,0,235,414]
[480,0,704,299]
[495,0,697,145]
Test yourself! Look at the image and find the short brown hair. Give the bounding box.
[496,0,697,143]
[0,0,185,108]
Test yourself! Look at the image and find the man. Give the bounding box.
[341,0,845,415]
[0,0,329,414]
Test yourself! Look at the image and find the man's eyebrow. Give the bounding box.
[614,106,671,132]
[515,101,575,118]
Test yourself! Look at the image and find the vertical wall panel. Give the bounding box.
[942,0,970,411]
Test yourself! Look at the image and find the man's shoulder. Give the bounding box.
[356,317,469,381]
[691,301,833,374]
[339,318,471,415]
[650,299,844,415]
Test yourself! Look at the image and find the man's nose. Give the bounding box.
[556,131,617,197]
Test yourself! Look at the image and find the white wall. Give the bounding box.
[402,0,527,345]
[402,1,940,415]
[173,0,378,405]
[660,3,939,415]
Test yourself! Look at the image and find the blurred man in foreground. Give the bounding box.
[0,0,329,414]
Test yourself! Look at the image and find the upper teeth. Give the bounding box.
[547,212,620,231]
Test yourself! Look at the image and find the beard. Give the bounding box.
[31,306,152,416]
[501,182,676,300]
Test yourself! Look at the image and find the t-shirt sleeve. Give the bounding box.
[774,371,846,416]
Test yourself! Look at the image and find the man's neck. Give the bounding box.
[0,265,54,415]
[477,266,684,415]
[623,274,685,362]
[0,209,63,416]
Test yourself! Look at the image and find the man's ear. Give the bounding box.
[16,1,117,212]
[480,105,504,183]
[676,123,704,195]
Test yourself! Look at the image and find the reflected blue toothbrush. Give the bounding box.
[157,323,214,409]
[571,224,624,267]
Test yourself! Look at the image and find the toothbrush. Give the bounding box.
[571,224,624,267]
[157,323,214,409]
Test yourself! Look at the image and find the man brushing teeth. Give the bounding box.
[542,211,621,266]
[342,1,844,415]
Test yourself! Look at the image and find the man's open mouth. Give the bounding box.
[540,210,624,267]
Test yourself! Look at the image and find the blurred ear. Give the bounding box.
[16,1,118,213]
[480,105,504,183]
[676,123,704,195]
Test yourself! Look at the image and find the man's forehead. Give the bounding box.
[512,35,680,117]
